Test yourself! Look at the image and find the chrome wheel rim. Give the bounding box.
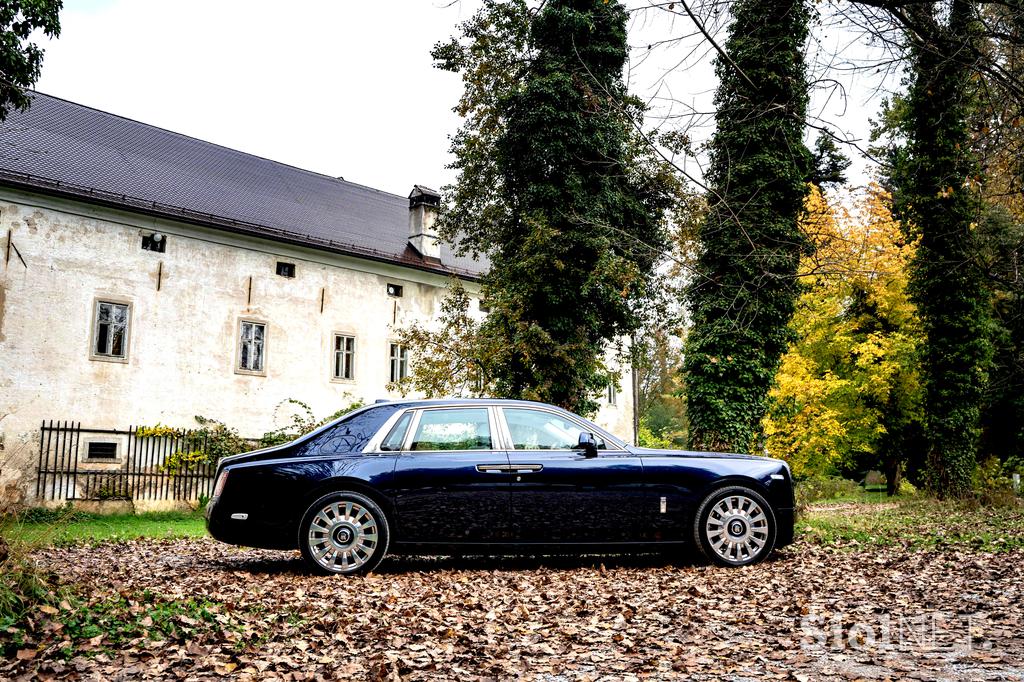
[307,500,379,572]
[704,494,769,564]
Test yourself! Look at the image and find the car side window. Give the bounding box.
[380,412,413,451]
[410,408,492,451]
[502,408,606,450]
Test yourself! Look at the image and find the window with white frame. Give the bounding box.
[607,382,617,406]
[389,343,408,383]
[333,334,355,380]
[238,321,266,373]
[93,301,130,359]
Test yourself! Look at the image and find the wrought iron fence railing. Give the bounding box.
[36,420,225,503]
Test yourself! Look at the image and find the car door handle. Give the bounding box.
[476,464,511,473]
[475,464,544,474]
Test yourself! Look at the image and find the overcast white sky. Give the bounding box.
[35,0,896,197]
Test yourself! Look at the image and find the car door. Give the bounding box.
[499,406,649,543]
[388,406,511,544]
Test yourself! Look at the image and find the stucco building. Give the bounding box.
[0,93,633,508]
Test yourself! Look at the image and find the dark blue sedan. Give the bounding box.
[206,399,794,574]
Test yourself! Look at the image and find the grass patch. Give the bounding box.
[54,591,226,656]
[1,587,248,661]
[0,510,207,548]
[798,497,1024,551]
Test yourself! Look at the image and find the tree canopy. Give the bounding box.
[425,0,678,416]
[0,0,62,120]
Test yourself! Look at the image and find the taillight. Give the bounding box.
[213,470,229,498]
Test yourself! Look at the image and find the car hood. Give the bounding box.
[627,446,782,463]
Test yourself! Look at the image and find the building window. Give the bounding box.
[92,301,130,360]
[141,233,166,253]
[389,343,408,382]
[238,321,266,373]
[333,334,355,380]
[479,299,491,313]
[276,261,295,278]
[386,283,403,297]
[607,383,618,406]
[86,441,118,461]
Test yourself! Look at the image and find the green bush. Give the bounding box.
[11,505,90,525]
[973,457,1022,507]
[795,476,862,506]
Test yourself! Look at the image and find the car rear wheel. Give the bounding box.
[693,486,776,567]
[299,491,389,575]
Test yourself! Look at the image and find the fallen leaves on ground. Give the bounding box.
[3,539,1022,681]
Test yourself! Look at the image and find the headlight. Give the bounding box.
[213,470,229,498]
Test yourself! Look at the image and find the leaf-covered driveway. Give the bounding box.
[7,540,1024,681]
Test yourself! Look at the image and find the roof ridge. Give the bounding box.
[25,90,409,201]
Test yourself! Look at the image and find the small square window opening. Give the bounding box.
[387,283,403,297]
[276,262,296,278]
[87,441,118,460]
[141,233,166,253]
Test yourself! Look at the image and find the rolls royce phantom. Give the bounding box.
[206,399,794,574]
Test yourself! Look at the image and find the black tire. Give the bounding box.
[298,491,390,575]
[693,485,777,567]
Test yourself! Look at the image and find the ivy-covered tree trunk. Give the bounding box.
[683,0,812,452]
[903,0,992,498]
[434,0,674,416]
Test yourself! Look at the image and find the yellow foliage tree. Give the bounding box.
[764,185,923,492]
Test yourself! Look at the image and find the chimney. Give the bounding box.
[408,185,441,261]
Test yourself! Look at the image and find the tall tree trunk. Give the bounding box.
[683,0,812,452]
[904,0,992,498]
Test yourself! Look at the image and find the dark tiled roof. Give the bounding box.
[0,92,486,278]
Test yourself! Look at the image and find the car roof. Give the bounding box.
[374,398,561,408]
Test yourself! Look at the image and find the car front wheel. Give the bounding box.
[693,485,776,567]
[299,491,389,575]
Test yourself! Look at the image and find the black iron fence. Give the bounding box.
[36,421,221,503]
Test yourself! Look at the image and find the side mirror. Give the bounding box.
[577,432,599,458]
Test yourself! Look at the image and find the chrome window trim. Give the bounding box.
[490,405,512,450]
[364,405,500,454]
[362,402,626,454]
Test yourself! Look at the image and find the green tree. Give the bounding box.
[0,0,62,120]
[433,0,676,416]
[809,132,852,188]
[899,0,992,498]
[868,3,1024,493]
[682,0,812,452]
[977,207,1024,466]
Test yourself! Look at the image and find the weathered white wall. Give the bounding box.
[0,188,635,505]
